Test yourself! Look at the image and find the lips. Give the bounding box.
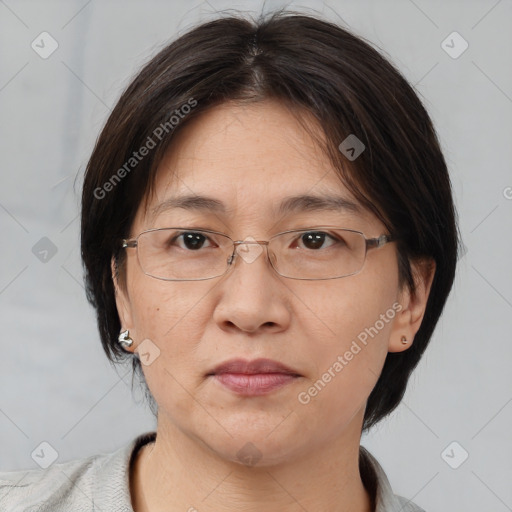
[207,358,301,377]
[207,358,301,396]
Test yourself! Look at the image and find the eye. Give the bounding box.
[171,231,216,251]
[295,231,341,250]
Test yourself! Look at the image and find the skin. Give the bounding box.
[112,98,435,512]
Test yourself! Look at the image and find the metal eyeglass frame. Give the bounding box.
[121,226,396,281]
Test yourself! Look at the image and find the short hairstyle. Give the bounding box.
[80,10,460,431]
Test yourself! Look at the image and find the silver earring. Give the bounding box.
[401,336,408,345]
[118,329,133,350]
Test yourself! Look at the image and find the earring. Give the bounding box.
[118,329,133,350]
[401,335,408,345]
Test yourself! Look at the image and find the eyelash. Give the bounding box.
[168,230,341,251]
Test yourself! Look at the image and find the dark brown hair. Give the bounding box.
[81,10,460,431]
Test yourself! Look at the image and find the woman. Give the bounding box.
[0,9,459,512]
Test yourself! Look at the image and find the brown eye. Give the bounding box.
[296,231,338,250]
[170,232,215,251]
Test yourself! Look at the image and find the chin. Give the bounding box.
[202,429,308,469]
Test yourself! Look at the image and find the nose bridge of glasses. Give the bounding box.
[228,239,272,267]
[232,239,270,247]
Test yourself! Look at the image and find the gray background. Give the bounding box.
[1,0,511,510]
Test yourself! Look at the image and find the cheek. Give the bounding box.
[129,272,208,339]
[293,305,394,436]
[293,259,399,413]
[127,275,219,381]
[127,279,186,373]
[295,265,398,348]
[127,278,209,412]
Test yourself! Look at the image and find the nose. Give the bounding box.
[212,240,291,334]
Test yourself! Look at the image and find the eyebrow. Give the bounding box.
[150,193,361,220]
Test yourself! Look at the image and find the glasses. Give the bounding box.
[121,226,396,281]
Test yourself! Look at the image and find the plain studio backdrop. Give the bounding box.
[0,1,511,510]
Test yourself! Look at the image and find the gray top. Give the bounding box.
[0,431,425,511]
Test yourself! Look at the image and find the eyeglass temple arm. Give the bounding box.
[366,234,395,249]
[121,239,137,248]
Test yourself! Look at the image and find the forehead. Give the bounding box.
[138,99,376,228]
[158,99,334,187]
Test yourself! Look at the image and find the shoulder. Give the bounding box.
[0,454,99,512]
[394,495,426,512]
[0,431,156,512]
[359,445,426,512]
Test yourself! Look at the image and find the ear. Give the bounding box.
[388,258,436,353]
[111,256,135,352]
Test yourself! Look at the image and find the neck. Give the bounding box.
[131,413,373,512]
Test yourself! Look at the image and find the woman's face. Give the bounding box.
[114,99,424,465]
